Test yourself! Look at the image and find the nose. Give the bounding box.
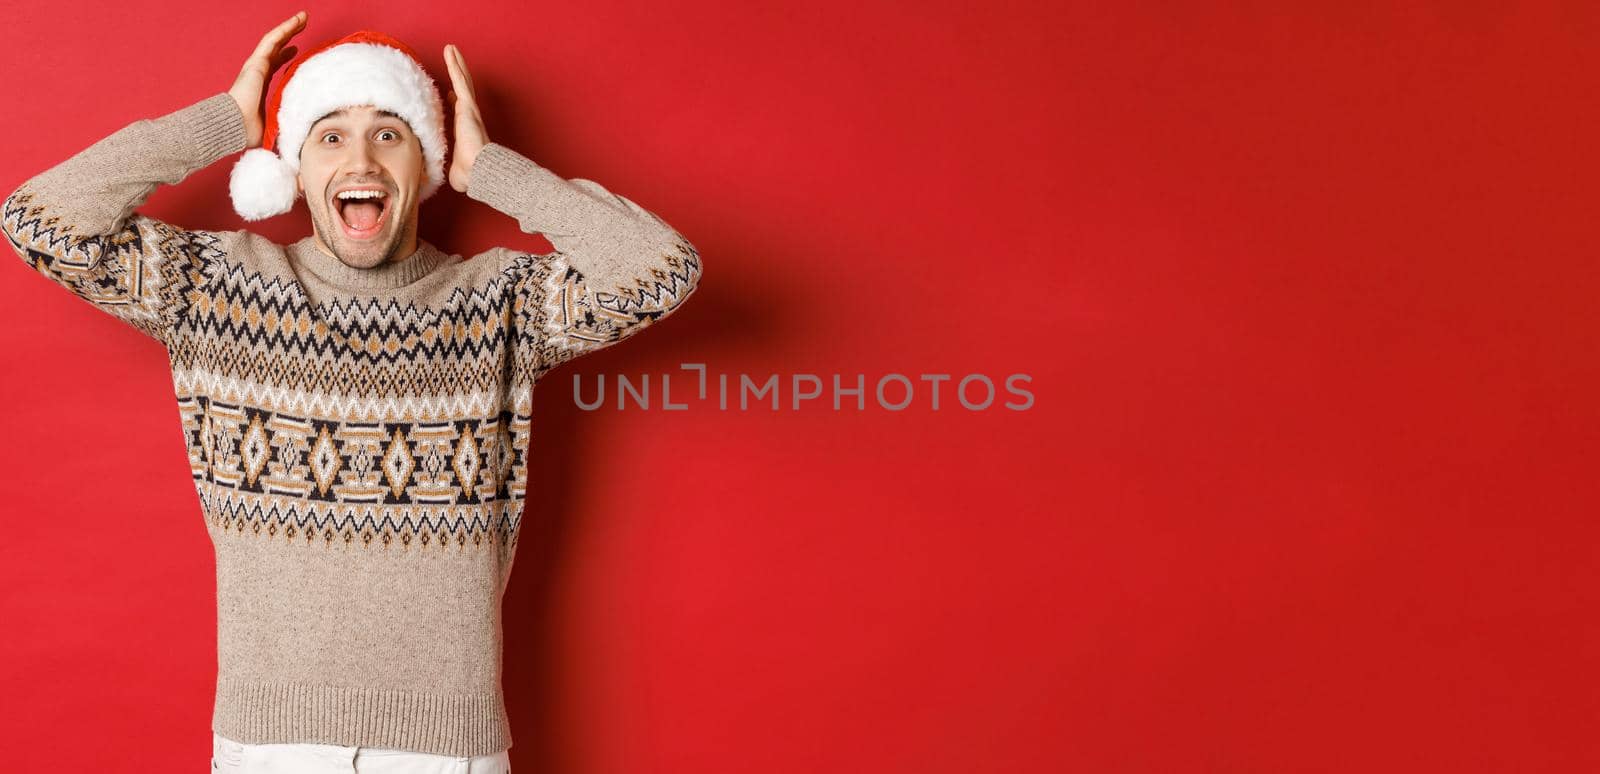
[344,138,381,177]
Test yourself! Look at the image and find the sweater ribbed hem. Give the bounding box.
[212,677,510,757]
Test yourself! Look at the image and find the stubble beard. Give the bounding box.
[314,201,412,269]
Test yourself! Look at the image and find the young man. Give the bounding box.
[1,12,701,771]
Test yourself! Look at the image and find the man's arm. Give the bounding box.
[466,141,703,372]
[1,92,248,345]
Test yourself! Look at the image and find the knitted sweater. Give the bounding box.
[2,92,702,757]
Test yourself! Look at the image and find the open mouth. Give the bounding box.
[333,190,390,240]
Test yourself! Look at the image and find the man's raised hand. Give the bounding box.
[229,11,307,148]
[444,44,490,193]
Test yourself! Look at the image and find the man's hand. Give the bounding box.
[229,11,307,149]
[444,43,490,193]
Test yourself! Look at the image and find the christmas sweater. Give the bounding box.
[1,91,702,757]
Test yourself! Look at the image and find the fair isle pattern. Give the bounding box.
[160,245,695,554]
[200,485,524,554]
[514,236,702,371]
[183,398,520,504]
[5,190,701,556]
[175,263,518,552]
[2,187,223,343]
[1,90,703,756]
[164,246,697,552]
[183,397,527,556]
[167,258,527,418]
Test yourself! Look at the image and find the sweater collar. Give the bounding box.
[288,235,447,290]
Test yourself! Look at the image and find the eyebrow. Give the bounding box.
[311,108,404,129]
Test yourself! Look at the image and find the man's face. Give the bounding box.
[298,104,424,268]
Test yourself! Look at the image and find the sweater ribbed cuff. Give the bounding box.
[464,142,598,239]
[186,92,250,169]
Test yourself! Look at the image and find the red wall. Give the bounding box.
[1,1,1594,771]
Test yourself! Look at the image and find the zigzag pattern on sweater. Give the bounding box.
[2,88,703,756]
[7,183,701,557]
[183,259,520,362]
[168,257,527,422]
[2,186,225,342]
[169,254,540,552]
[198,482,523,554]
[514,237,701,371]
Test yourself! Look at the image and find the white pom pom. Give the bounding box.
[229,148,299,221]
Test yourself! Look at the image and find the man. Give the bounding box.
[1,12,701,771]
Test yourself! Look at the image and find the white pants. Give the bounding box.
[212,731,512,774]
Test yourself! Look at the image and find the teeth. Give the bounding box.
[336,190,387,200]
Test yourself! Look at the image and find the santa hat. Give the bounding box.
[229,30,448,221]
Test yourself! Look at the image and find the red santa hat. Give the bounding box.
[229,30,448,221]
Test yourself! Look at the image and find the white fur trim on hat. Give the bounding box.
[228,41,447,221]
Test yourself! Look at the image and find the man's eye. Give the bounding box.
[379,130,398,141]
[322,133,339,143]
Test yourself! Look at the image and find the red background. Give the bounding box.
[1,1,1595,771]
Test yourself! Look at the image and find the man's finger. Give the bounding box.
[453,46,476,95]
[447,56,469,97]
[445,45,472,96]
[274,10,307,36]
[252,12,306,60]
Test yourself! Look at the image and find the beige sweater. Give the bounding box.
[2,91,702,756]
